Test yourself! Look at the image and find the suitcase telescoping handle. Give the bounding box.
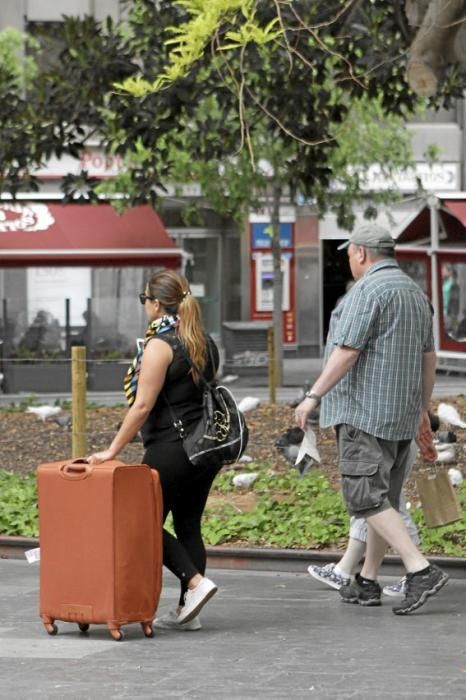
[59,459,94,480]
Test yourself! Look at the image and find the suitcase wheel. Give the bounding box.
[109,628,124,641]
[78,623,90,633]
[141,622,154,638]
[45,623,58,636]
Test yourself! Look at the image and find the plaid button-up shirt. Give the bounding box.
[320,259,435,440]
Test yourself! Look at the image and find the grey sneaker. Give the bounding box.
[307,563,350,591]
[153,609,202,631]
[392,565,449,615]
[340,575,382,606]
[383,576,407,597]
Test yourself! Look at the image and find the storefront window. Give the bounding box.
[441,262,466,342]
[0,266,159,358]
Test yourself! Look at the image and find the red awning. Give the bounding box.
[0,202,182,266]
[444,200,466,227]
[396,199,466,246]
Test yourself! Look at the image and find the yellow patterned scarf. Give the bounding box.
[123,314,179,406]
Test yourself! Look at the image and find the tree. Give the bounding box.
[120,1,465,104]
[102,1,422,380]
[99,83,416,383]
[0,1,461,378]
[0,28,42,196]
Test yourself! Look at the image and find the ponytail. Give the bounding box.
[177,294,207,382]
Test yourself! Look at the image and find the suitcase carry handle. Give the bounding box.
[60,459,93,480]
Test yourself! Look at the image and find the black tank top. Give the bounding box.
[141,332,219,446]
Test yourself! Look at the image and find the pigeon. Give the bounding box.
[437,403,466,429]
[448,467,464,487]
[237,396,261,413]
[275,427,321,477]
[26,405,62,422]
[436,431,457,444]
[275,427,305,464]
[435,446,456,463]
[232,472,258,488]
[221,374,239,384]
[51,414,72,430]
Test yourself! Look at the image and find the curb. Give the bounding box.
[2,536,466,578]
[205,546,466,578]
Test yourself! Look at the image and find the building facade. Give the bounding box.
[1,1,465,371]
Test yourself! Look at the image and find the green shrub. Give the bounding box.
[202,467,350,548]
[0,469,38,537]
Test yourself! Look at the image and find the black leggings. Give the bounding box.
[143,440,221,606]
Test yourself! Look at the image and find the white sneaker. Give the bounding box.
[153,609,202,631]
[177,577,218,624]
[383,576,407,597]
[307,563,350,590]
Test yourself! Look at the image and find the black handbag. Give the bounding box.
[163,346,249,469]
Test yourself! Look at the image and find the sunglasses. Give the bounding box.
[138,293,156,305]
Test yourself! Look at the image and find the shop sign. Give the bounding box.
[0,204,54,233]
[360,162,460,192]
[251,223,293,249]
[33,150,202,197]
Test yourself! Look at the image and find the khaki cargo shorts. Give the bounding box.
[336,424,413,518]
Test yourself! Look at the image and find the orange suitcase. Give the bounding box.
[37,459,163,641]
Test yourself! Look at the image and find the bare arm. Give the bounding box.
[416,351,437,461]
[88,339,173,463]
[295,345,360,430]
[421,351,436,410]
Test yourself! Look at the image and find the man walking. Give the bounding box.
[295,223,447,615]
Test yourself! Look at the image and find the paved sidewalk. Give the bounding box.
[1,560,465,699]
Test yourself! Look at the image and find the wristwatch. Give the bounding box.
[304,390,321,405]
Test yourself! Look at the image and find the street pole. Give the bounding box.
[428,195,440,350]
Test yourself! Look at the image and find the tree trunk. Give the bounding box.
[406,0,466,96]
[270,182,283,388]
[404,0,431,27]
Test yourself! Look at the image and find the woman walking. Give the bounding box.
[88,270,220,630]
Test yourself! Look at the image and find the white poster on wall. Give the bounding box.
[27,267,92,325]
